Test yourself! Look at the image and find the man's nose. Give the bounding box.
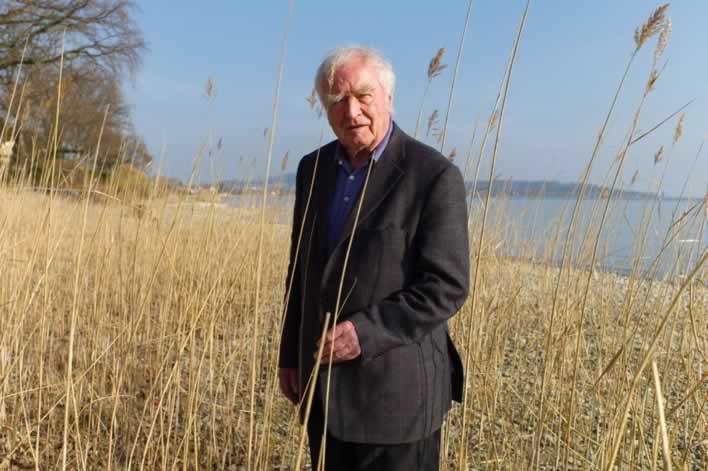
[344,96,361,119]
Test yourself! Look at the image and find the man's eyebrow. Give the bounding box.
[326,93,344,105]
[355,85,375,94]
[325,85,374,105]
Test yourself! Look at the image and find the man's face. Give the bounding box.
[325,56,393,158]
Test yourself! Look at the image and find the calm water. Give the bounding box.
[483,197,706,278]
[226,194,707,279]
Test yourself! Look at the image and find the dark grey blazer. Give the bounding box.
[279,123,469,445]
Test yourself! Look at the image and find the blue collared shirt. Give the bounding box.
[326,121,393,256]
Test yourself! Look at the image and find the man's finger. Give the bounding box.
[320,340,355,365]
[318,343,336,362]
[317,338,331,357]
[319,335,338,354]
[333,321,353,340]
[322,327,336,344]
[330,325,343,342]
[321,322,349,345]
[319,341,342,364]
[317,329,334,347]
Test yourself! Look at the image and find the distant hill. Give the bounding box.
[208,174,676,200]
[211,174,296,194]
[469,179,671,200]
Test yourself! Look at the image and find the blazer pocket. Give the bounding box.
[375,343,424,417]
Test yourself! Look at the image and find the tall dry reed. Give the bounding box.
[0,2,706,470]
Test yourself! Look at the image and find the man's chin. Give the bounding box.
[342,138,373,153]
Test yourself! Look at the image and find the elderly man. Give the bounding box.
[279,47,469,470]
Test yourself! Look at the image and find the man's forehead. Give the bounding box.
[331,62,379,91]
[331,79,376,94]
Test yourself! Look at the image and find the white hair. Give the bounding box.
[314,47,395,107]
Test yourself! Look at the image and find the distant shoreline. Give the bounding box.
[220,189,698,202]
[203,175,706,201]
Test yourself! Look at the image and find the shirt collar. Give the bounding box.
[336,119,394,169]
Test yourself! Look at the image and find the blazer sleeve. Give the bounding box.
[348,164,470,363]
[278,158,306,368]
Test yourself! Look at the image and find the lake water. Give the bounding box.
[482,197,706,279]
[225,194,707,280]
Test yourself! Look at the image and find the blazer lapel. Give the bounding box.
[329,125,406,256]
[313,144,338,258]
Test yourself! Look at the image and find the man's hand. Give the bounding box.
[279,368,299,404]
[316,320,361,364]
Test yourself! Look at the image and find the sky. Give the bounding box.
[124,1,708,198]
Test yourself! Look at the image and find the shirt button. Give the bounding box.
[348,175,355,181]
[344,196,350,202]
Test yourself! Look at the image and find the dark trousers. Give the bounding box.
[306,393,441,471]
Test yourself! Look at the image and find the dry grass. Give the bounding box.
[1,3,706,469]
[413,47,447,139]
[0,186,705,470]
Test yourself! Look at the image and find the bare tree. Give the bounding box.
[0,0,150,181]
[0,0,145,86]
[11,63,151,170]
